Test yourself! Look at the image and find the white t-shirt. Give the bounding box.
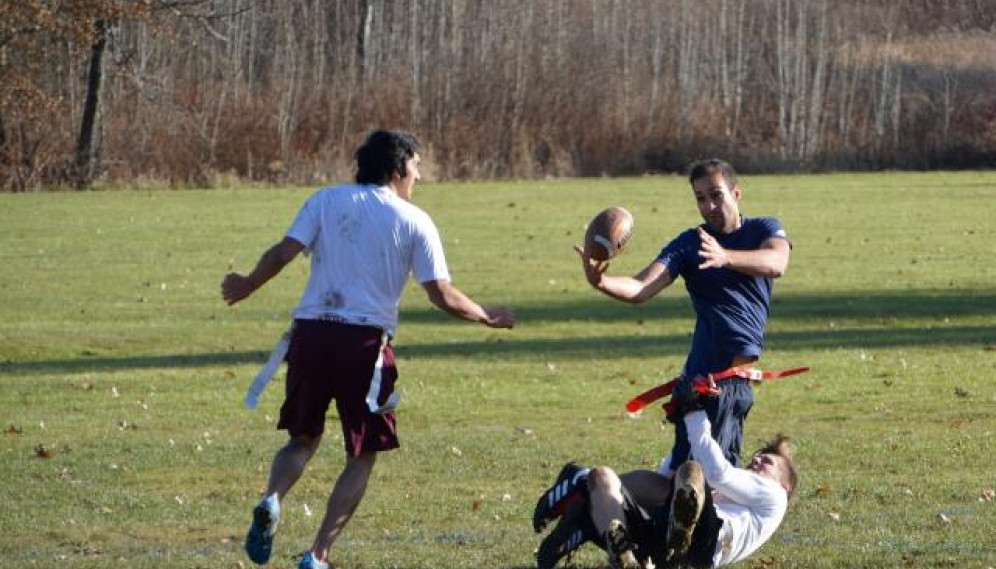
[683,411,788,567]
[285,184,450,334]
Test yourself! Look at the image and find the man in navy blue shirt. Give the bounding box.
[576,159,791,472]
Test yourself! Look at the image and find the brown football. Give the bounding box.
[584,206,634,261]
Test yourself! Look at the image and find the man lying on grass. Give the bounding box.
[532,378,798,569]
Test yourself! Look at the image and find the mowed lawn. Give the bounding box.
[1,172,994,569]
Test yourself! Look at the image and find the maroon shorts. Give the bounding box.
[278,319,400,456]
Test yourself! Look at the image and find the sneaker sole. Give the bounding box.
[666,486,699,558]
[666,461,705,561]
[606,520,641,569]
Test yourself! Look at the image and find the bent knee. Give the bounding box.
[587,466,621,493]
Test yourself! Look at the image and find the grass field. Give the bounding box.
[1,172,995,569]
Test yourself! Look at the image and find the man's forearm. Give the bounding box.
[424,280,490,323]
[683,411,731,482]
[435,287,489,323]
[246,238,303,290]
[246,243,293,289]
[593,275,651,303]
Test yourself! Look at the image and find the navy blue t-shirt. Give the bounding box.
[656,217,788,377]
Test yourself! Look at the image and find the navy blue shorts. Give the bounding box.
[278,319,399,456]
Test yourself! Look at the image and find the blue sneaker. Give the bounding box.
[299,551,330,569]
[245,495,280,564]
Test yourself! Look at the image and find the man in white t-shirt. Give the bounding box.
[222,130,515,569]
[534,379,797,569]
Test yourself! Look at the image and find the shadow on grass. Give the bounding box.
[393,324,992,359]
[401,287,996,325]
[0,350,267,375]
[2,289,992,375]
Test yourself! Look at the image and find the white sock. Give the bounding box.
[261,494,280,521]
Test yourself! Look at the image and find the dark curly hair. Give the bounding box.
[355,130,421,186]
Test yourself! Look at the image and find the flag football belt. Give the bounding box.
[625,366,810,415]
[243,321,395,411]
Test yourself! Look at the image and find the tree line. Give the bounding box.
[2,0,994,190]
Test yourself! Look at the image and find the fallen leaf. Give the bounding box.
[34,443,52,458]
[954,387,970,398]
[816,483,833,497]
[980,489,995,502]
[752,555,777,568]
[472,500,482,511]
[937,513,952,524]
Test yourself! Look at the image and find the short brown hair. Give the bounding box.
[688,158,739,189]
[754,433,799,499]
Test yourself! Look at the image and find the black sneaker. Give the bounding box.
[245,496,280,565]
[665,461,705,563]
[533,462,588,532]
[535,498,596,569]
[605,520,642,569]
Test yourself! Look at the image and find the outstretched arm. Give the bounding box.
[422,279,515,328]
[575,245,675,303]
[697,228,790,278]
[684,411,785,507]
[222,237,305,305]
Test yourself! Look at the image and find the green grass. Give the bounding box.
[1,172,995,569]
